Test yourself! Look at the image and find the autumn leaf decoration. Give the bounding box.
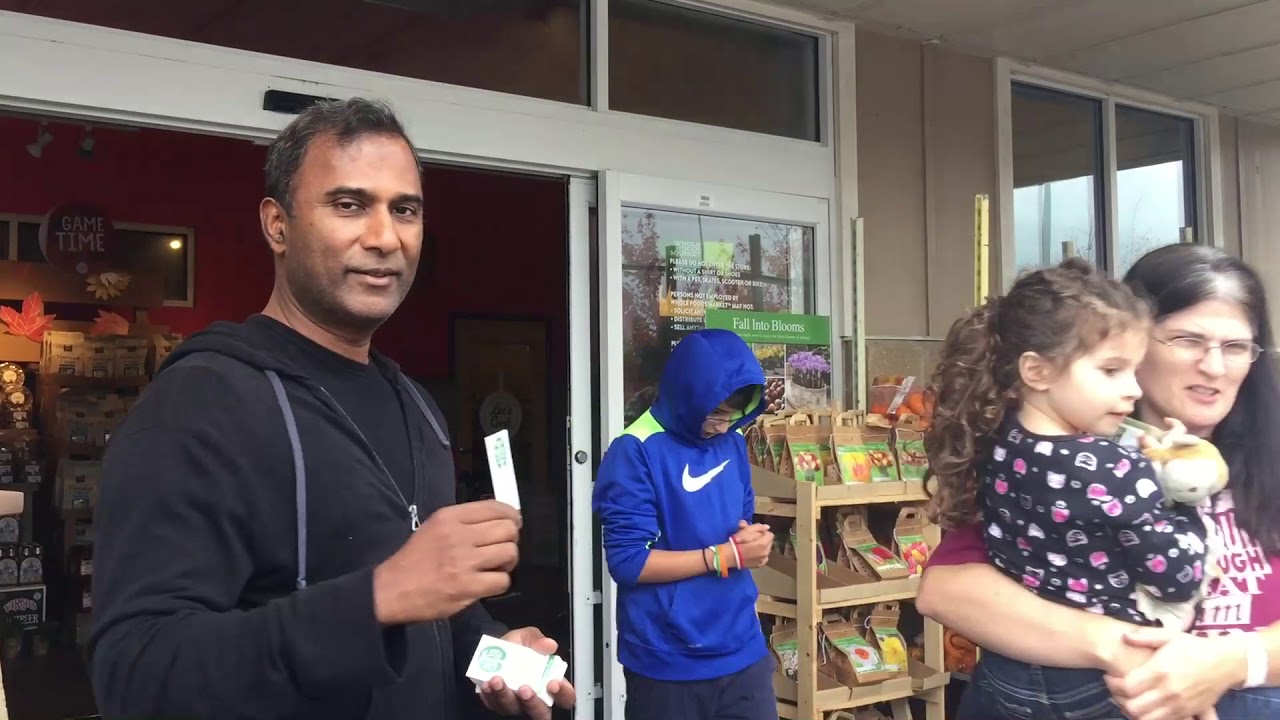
[91,310,130,336]
[86,272,133,300]
[0,292,56,343]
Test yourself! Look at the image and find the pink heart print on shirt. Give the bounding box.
[1089,552,1110,568]
[1017,537,1032,551]
[1068,577,1089,593]
[1013,458,1028,475]
[1113,458,1131,478]
[1146,555,1169,573]
[1022,567,1045,589]
[1102,499,1124,517]
[1086,484,1111,501]
[1051,502,1071,523]
[994,477,1009,495]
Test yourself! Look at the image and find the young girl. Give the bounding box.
[926,257,1210,720]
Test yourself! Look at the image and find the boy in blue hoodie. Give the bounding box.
[594,329,778,720]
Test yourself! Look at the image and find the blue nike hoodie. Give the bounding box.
[593,329,767,682]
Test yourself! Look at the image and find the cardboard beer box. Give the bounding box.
[0,584,45,630]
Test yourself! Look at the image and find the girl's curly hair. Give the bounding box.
[925,257,1150,529]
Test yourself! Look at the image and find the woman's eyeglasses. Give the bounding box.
[1153,334,1264,366]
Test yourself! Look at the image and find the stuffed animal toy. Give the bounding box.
[1132,418,1228,630]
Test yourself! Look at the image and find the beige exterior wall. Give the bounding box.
[856,30,999,343]
[1237,119,1280,341]
[855,28,1276,381]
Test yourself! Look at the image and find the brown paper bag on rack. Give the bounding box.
[830,411,872,485]
[893,506,932,577]
[865,602,909,677]
[838,511,910,580]
[762,416,791,472]
[822,620,892,687]
[770,627,802,681]
[894,415,929,483]
[780,414,832,484]
[860,414,900,482]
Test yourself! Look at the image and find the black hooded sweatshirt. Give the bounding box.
[89,315,505,719]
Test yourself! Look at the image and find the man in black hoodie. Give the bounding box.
[89,98,576,720]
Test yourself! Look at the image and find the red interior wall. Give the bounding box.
[0,116,568,382]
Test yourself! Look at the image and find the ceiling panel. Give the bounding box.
[1201,78,1280,114]
[1053,1,1280,80]
[1131,43,1280,99]
[847,0,1059,39]
[950,0,1263,64]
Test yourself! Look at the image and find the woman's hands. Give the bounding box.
[1105,628,1246,720]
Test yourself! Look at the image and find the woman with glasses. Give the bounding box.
[917,244,1280,720]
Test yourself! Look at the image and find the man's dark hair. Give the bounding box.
[264,97,419,215]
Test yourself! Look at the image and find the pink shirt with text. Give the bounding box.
[931,490,1280,635]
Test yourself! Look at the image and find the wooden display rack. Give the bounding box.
[753,468,948,720]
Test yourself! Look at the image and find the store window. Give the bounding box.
[5,216,194,307]
[620,207,816,424]
[1,0,589,105]
[610,0,821,141]
[1009,81,1203,277]
[1011,84,1104,274]
[1114,106,1197,277]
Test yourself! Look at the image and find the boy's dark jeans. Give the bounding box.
[623,654,777,720]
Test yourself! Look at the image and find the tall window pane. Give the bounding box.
[619,208,816,423]
[1011,83,1104,274]
[1,0,589,105]
[610,0,820,141]
[1114,106,1197,276]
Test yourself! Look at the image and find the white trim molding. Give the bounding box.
[0,6,837,199]
[993,58,1224,286]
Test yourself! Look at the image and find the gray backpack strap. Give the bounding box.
[265,370,308,591]
[401,377,451,449]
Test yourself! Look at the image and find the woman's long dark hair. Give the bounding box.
[1124,244,1280,555]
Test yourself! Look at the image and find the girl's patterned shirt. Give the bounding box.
[981,419,1210,625]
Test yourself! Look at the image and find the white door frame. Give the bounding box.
[567,176,601,720]
[596,171,835,720]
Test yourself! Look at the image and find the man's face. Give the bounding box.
[274,132,423,334]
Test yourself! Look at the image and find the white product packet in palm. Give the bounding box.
[484,429,521,511]
[467,634,568,706]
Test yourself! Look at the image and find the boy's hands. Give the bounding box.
[731,520,774,569]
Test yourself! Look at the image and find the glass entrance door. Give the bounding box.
[596,172,833,719]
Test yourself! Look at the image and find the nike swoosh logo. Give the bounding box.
[682,459,731,493]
